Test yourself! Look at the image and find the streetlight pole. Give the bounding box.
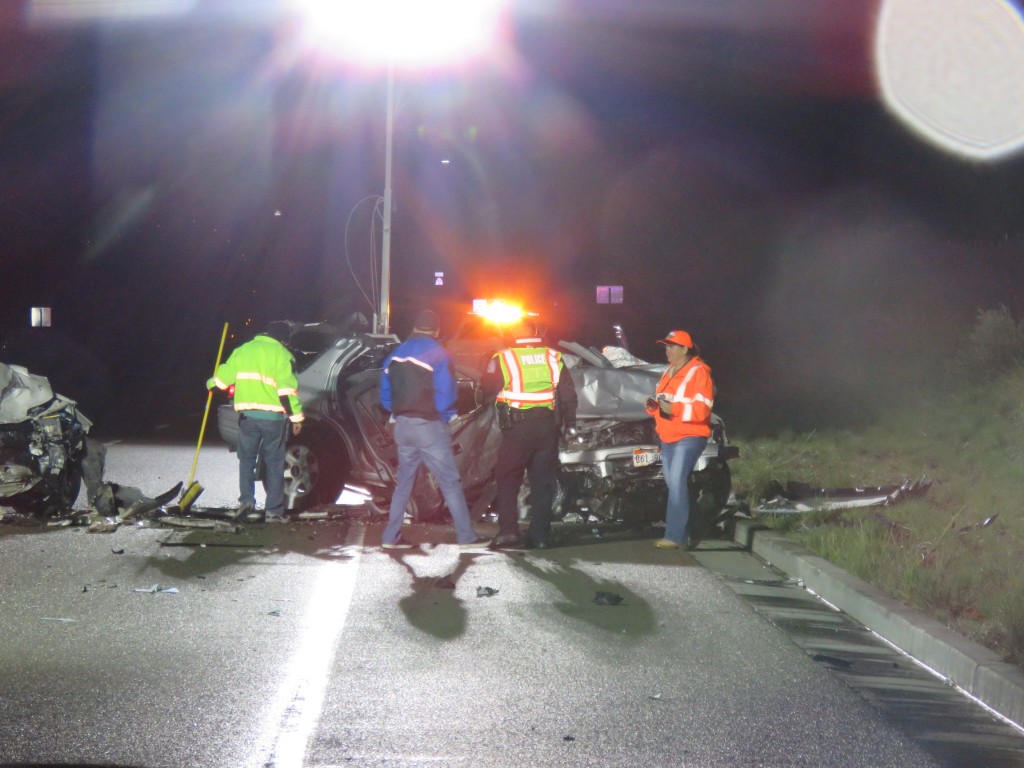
[378,64,395,335]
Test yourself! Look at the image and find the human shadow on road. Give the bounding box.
[137,519,360,582]
[511,554,657,641]
[392,550,488,641]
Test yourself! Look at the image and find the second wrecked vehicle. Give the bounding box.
[215,319,739,538]
[0,363,101,516]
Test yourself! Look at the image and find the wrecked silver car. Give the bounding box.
[215,321,739,538]
[0,363,95,515]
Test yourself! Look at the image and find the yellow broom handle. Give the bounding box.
[186,322,230,488]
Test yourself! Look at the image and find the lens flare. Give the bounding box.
[875,0,1024,160]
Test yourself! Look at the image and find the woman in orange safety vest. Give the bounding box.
[644,329,714,550]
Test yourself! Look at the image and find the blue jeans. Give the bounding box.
[661,435,708,544]
[383,416,478,544]
[238,414,288,518]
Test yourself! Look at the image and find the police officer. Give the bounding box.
[483,323,577,549]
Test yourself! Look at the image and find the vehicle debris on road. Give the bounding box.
[753,477,933,515]
[133,584,179,594]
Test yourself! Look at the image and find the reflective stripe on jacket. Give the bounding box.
[380,334,459,422]
[646,356,713,442]
[495,345,561,410]
[207,334,304,422]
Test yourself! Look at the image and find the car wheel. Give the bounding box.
[688,458,732,541]
[15,464,82,517]
[284,431,349,512]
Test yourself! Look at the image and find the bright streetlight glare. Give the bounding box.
[875,0,1024,161]
[292,0,507,69]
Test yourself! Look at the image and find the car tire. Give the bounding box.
[284,430,349,512]
[12,464,83,517]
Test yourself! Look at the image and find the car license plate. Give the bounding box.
[633,448,660,467]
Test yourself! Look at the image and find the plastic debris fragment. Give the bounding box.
[476,586,499,597]
[593,591,624,605]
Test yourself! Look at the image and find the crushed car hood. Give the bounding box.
[0,363,92,430]
[558,342,665,422]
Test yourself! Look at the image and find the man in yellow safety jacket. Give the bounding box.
[482,323,577,549]
[208,322,304,522]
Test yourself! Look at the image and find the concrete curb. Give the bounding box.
[734,519,1024,729]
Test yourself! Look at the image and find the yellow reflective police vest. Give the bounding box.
[495,345,561,410]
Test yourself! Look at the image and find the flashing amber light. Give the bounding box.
[473,300,526,326]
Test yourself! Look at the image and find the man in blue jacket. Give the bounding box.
[379,309,489,549]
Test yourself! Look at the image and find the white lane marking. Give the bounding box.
[262,524,366,768]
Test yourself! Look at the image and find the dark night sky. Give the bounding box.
[2,1,1023,435]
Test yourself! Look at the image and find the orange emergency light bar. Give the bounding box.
[471,299,530,326]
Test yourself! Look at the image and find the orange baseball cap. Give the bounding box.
[656,330,693,348]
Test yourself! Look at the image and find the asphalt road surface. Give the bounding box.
[0,439,1022,767]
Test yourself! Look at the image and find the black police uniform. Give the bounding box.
[482,336,577,548]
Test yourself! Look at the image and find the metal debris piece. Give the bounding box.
[476,586,499,597]
[156,516,239,531]
[754,477,933,515]
[111,547,124,554]
[40,617,76,623]
[267,609,282,617]
[563,735,576,742]
[593,591,624,605]
[724,576,804,588]
[958,514,998,534]
[133,584,179,594]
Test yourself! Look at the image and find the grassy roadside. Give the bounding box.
[727,311,1024,667]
